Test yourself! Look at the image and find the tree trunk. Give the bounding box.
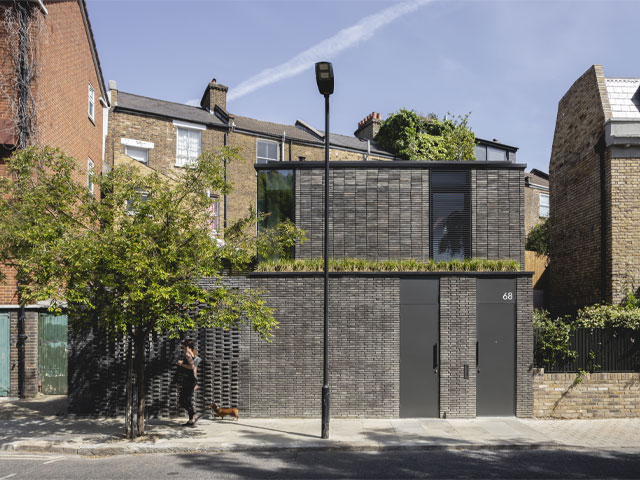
[134,334,146,436]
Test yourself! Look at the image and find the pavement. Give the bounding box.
[1,396,640,456]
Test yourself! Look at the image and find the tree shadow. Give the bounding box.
[171,447,640,479]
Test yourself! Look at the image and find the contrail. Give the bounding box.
[227,0,431,102]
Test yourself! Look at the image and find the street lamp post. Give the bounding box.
[315,61,334,440]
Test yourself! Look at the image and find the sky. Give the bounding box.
[87,0,640,173]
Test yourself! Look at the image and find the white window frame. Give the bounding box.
[87,158,95,195]
[539,193,549,218]
[207,190,220,235]
[256,138,280,164]
[88,83,95,122]
[173,120,204,167]
[125,145,149,164]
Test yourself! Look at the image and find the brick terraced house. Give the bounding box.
[550,65,640,312]
[0,0,108,397]
[70,78,533,419]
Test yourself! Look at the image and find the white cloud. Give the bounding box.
[227,0,431,102]
[185,99,200,107]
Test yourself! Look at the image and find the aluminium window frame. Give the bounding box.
[88,83,95,123]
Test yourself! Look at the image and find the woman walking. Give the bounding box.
[177,339,198,427]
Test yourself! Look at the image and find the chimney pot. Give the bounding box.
[212,78,217,83]
[354,111,383,141]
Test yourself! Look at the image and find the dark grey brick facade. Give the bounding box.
[516,276,534,417]
[295,168,430,260]
[290,163,525,266]
[472,169,525,266]
[68,273,533,419]
[439,276,477,418]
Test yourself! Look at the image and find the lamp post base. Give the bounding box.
[321,385,330,439]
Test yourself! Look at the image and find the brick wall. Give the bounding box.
[439,276,476,418]
[294,165,524,264]
[245,275,400,417]
[68,273,533,418]
[295,168,430,260]
[8,310,38,397]
[608,155,640,304]
[549,65,611,311]
[534,372,640,418]
[472,169,525,267]
[516,276,534,417]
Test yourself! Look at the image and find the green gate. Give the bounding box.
[0,313,9,396]
[38,314,68,395]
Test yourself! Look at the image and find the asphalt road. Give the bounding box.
[1,448,640,480]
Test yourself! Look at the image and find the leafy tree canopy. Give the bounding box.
[374,109,476,161]
[0,146,305,435]
[526,217,550,255]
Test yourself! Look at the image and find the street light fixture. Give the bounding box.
[315,61,333,440]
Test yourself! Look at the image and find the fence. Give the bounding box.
[535,327,640,373]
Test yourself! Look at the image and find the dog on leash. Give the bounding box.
[209,402,239,421]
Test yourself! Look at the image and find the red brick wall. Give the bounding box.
[0,1,105,305]
[37,0,104,189]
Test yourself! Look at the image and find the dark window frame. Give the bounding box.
[429,170,472,261]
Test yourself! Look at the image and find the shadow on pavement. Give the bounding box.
[172,447,640,479]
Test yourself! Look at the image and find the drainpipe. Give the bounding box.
[223,131,228,230]
[281,131,285,162]
[595,135,608,303]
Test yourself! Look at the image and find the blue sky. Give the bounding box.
[88,0,639,172]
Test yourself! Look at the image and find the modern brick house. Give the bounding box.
[71,80,533,418]
[549,65,640,312]
[0,0,108,397]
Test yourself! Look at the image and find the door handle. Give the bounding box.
[432,343,438,373]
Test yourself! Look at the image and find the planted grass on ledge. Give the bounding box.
[255,258,520,273]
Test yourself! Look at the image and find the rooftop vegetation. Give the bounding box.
[255,257,520,273]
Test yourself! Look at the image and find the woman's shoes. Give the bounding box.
[182,421,195,427]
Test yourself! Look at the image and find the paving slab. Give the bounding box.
[2,397,640,455]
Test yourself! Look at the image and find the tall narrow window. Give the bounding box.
[256,139,279,163]
[88,84,95,122]
[257,169,294,258]
[539,193,549,218]
[207,191,220,234]
[87,158,95,195]
[430,170,471,261]
[176,127,201,167]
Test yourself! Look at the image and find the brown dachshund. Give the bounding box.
[209,402,239,421]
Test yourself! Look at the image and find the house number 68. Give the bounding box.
[502,292,513,301]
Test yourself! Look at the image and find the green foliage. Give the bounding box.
[374,109,476,161]
[533,309,576,367]
[576,295,640,330]
[0,146,306,435]
[255,257,520,273]
[525,218,550,255]
[0,146,295,341]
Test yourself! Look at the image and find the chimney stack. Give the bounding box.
[200,78,228,112]
[108,79,118,104]
[354,112,382,141]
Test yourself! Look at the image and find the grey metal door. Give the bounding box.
[0,313,9,396]
[476,279,515,416]
[400,278,439,418]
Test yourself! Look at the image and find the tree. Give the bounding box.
[374,108,476,161]
[526,217,550,255]
[0,146,304,436]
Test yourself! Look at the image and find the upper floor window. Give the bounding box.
[125,145,149,164]
[207,191,220,235]
[430,170,471,262]
[87,158,95,195]
[257,139,279,163]
[88,84,95,122]
[539,193,549,218]
[176,127,202,167]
